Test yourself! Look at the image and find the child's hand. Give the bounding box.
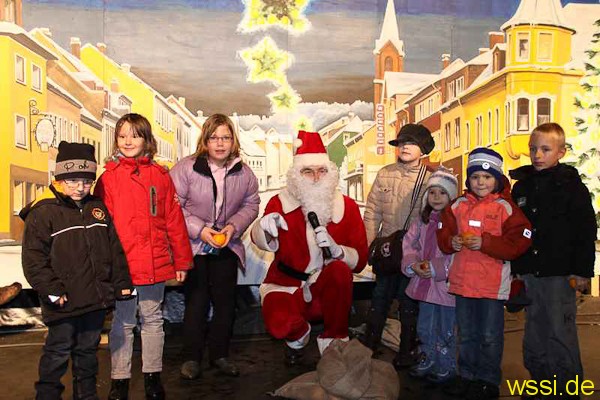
[463,235,482,250]
[200,227,220,247]
[218,225,236,248]
[569,275,590,293]
[413,261,432,279]
[451,235,463,251]
[176,270,187,283]
[56,294,68,307]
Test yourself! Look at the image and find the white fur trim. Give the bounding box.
[340,246,359,269]
[331,190,344,223]
[279,189,301,214]
[293,138,303,150]
[305,221,324,275]
[259,284,298,305]
[317,336,349,355]
[251,220,279,252]
[287,323,311,350]
[293,153,330,168]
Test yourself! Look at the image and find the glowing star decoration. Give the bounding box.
[294,116,313,131]
[268,84,301,113]
[238,0,311,35]
[239,37,293,85]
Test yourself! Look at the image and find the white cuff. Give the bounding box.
[286,323,311,350]
[340,246,359,270]
[251,220,278,252]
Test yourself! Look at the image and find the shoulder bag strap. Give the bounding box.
[402,164,427,231]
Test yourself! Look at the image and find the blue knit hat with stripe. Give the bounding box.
[466,147,504,191]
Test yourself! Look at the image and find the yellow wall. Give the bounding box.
[0,36,49,238]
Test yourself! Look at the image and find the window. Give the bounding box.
[384,56,393,72]
[476,116,483,146]
[32,64,42,91]
[517,98,529,131]
[488,111,492,145]
[537,98,551,126]
[454,118,461,148]
[507,33,512,62]
[4,0,16,23]
[456,77,464,95]
[495,109,500,143]
[444,123,451,151]
[15,54,25,84]
[447,81,455,100]
[517,32,530,61]
[538,33,552,62]
[15,114,27,148]
[13,181,23,214]
[466,122,471,150]
[505,102,511,135]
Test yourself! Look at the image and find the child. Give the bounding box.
[95,113,193,400]
[363,123,433,368]
[437,148,531,399]
[510,123,597,398]
[21,141,133,400]
[401,168,458,384]
[170,114,260,379]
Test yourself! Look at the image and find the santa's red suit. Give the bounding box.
[251,187,368,353]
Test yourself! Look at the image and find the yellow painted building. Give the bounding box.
[80,43,178,167]
[0,22,56,240]
[439,0,588,182]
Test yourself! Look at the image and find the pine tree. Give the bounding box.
[567,19,600,226]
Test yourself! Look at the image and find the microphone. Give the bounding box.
[307,211,332,259]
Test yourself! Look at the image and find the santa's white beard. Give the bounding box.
[287,161,339,225]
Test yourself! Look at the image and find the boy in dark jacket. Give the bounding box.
[510,123,597,399]
[21,142,134,400]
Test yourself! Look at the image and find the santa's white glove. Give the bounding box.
[314,226,343,259]
[260,212,288,238]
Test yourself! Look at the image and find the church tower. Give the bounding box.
[373,0,404,110]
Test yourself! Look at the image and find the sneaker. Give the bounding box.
[442,376,473,397]
[408,358,434,378]
[426,370,455,384]
[465,380,500,400]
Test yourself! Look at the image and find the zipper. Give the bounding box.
[81,207,108,308]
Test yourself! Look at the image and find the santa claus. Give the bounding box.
[251,130,368,365]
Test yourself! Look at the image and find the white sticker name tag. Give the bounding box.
[468,220,481,227]
[523,228,532,239]
[438,222,443,229]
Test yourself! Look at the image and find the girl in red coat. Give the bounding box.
[95,113,193,400]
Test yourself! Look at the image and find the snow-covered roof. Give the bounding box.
[440,58,466,78]
[373,0,405,56]
[47,77,83,108]
[465,48,495,66]
[238,133,266,157]
[501,0,575,33]
[383,71,438,98]
[1,22,57,60]
[563,4,600,70]
[80,107,102,127]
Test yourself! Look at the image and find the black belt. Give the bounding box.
[277,261,310,281]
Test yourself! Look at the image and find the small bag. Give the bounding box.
[368,165,427,276]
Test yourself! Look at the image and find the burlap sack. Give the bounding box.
[317,339,372,399]
[271,371,343,400]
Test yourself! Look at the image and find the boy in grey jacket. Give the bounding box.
[362,124,433,369]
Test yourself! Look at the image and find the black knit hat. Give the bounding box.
[389,124,435,155]
[54,141,97,181]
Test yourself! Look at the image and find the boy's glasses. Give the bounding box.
[64,179,95,188]
[208,136,233,143]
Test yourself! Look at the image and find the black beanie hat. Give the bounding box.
[54,141,97,181]
[388,124,435,155]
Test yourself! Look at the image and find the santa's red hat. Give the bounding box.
[293,130,330,167]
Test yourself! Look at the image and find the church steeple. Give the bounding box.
[373,0,404,108]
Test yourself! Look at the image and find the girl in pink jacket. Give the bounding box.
[401,168,458,384]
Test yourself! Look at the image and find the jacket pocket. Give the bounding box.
[378,186,393,203]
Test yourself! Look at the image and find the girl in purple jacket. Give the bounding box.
[170,114,260,379]
[401,168,458,384]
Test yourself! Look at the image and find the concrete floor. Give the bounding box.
[2,297,600,400]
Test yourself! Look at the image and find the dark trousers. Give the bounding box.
[455,296,505,386]
[523,275,583,397]
[182,249,238,363]
[36,309,106,400]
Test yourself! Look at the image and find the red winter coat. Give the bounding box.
[95,156,193,285]
[437,178,531,300]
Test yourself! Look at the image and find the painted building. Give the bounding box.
[166,96,202,160]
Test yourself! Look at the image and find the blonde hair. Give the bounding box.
[194,113,241,160]
[112,113,157,159]
[532,122,566,148]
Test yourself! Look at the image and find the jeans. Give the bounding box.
[370,273,414,315]
[36,309,106,400]
[182,250,238,362]
[109,282,165,379]
[417,302,456,374]
[523,275,583,394]
[455,296,505,385]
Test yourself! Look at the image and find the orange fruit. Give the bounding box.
[462,232,475,240]
[212,233,226,246]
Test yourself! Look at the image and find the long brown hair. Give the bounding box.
[112,113,157,159]
[194,113,241,160]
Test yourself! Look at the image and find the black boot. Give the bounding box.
[108,379,129,400]
[360,308,387,353]
[393,299,420,369]
[283,344,304,366]
[144,373,165,400]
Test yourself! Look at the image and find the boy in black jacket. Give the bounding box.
[510,123,597,399]
[21,142,134,400]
